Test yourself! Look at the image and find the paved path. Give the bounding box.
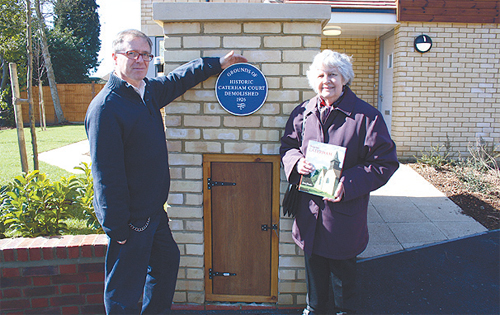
[39,140,91,174]
[362,163,487,258]
[39,140,488,260]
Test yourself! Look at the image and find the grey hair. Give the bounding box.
[306,50,355,93]
[112,29,153,53]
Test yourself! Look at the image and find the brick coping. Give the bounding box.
[0,234,108,263]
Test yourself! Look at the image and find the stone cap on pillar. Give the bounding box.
[153,2,331,27]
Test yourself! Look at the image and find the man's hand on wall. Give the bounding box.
[220,51,248,69]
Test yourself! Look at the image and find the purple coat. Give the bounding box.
[280,87,399,259]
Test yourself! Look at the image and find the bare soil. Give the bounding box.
[408,163,500,230]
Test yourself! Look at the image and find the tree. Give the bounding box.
[50,0,100,83]
[27,0,39,169]
[0,0,26,127]
[47,28,96,83]
[0,0,26,90]
[35,0,65,123]
[0,0,101,127]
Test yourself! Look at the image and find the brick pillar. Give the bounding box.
[152,2,330,306]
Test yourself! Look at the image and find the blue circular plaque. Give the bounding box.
[215,63,268,116]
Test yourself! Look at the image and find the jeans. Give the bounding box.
[104,211,180,314]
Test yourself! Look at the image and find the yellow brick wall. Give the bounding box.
[393,22,500,160]
[150,2,326,305]
[321,37,380,108]
[164,19,321,306]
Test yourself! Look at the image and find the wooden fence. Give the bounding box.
[20,83,105,125]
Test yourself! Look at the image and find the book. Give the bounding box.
[298,140,346,199]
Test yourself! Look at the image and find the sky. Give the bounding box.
[92,0,141,78]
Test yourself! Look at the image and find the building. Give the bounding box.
[138,0,499,307]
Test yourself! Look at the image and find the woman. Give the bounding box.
[280,50,399,314]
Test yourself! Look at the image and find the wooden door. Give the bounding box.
[203,154,280,303]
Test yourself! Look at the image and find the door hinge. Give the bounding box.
[207,178,236,190]
[261,224,278,231]
[261,224,279,238]
[209,268,237,279]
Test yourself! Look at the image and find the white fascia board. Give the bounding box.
[328,12,398,25]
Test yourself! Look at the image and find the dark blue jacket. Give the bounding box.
[85,58,221,241]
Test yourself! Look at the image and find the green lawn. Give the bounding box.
[0,124,87,185]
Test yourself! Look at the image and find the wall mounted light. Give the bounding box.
[323,26,342,36]
[414,34,432,53]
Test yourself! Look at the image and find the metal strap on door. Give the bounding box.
[207,178,236,190]
[209,268,237,279]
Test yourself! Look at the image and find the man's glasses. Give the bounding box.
[116,50,154,62]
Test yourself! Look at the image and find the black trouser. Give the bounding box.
[304,253,357,314]
[104,211,180,314]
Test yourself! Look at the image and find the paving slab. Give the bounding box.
[361,164,487,259]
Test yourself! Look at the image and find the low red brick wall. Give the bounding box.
[1,235,302,314]
[0,235,108,314]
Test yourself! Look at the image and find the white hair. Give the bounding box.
[306,50,355,93]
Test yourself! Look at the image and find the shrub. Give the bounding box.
[454,140,500,194]
[0,186,8,239]
[415,144,454,170]
[72,162,101,231]
[466,139,500,173]
[0,89,15,128]
[0,162,102,237]
[0,171,78,237]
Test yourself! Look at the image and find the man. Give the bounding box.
[85,29,246,314]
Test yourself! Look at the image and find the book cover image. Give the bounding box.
[299,140,346,199]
